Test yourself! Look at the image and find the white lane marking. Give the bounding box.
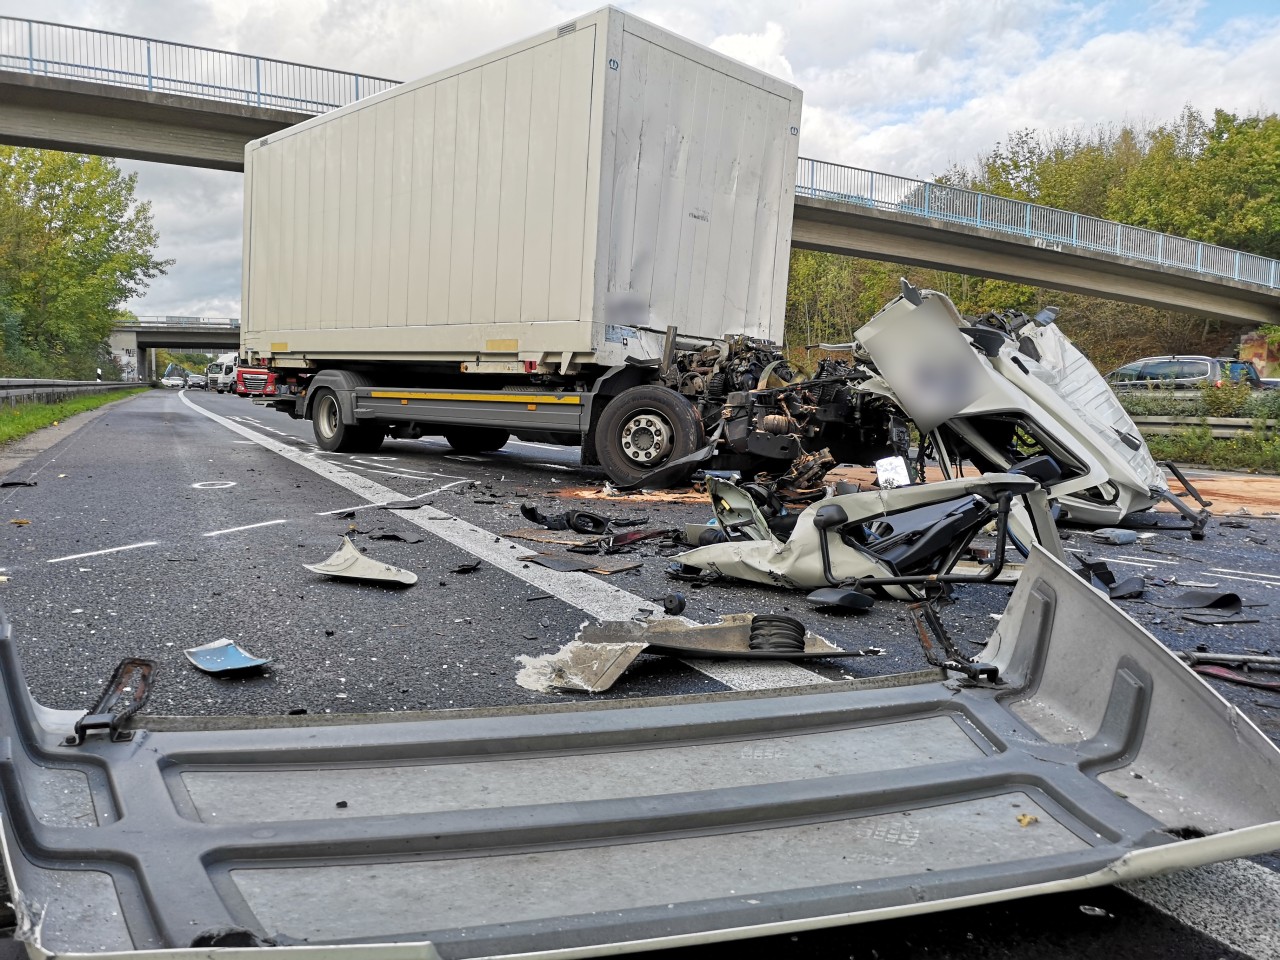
[47,541,159,564]
[1123,859,1280,960]
[1097,558,1158,568]
[1063,548,1177,566]
[315,480,472,516]
[1202,573,1278,589]
[1211,567,1280,581]
[203,519,290,537]
[180,393,827,690]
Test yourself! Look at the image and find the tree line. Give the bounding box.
[785,106,1278,374]
[0,148,168,380]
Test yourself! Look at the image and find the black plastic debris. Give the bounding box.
[520,503,648,534]
[0,480,36,488]
[1147,590,1245,610]
[662,593,687,616]
[450,561,483,575]
[366,530,424,544]
[1148,590,1261,625]
[806,586,875,613]
[524,554,597,573]
[184,638,272,677]
[1077,559,1144,600]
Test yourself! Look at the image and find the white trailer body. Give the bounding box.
[242,6,802,372]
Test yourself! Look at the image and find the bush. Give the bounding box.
[1118,390,1204,417]
[1198,379,1252,417]
[1145,426,1280,473]
[1243,389,1280,421]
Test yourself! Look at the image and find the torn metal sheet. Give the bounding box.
[3,548,1280,955]
[519,615,856,693]
[303,536,417,587]
[184,638,271,676]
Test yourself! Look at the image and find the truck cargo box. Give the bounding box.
[242,7,803,372]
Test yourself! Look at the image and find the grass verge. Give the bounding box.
[1145,426,1280,474]
[0,388,150,446]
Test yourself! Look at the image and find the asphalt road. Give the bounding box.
[1,387,1278,958]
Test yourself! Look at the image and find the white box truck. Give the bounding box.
[242,7,825,485]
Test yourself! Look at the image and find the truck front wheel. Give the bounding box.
[311,388,383,453]
[596,386,704,487]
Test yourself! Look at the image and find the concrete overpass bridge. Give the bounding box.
[109,316,239,380]
[3,15,1277,327]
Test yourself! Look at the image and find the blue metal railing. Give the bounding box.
[797,158,1280,290]
[0,16,397,113]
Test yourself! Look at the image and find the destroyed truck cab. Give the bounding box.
[850,284,1209,535]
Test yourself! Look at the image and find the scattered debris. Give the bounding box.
[184,638,272,677]
[524,554,597,573]
[1091,528,1138,546]
[662,593,687,616]
[1077,559,1145,600]
[909,601,998,681]
[7,519,30,526]
[517,615,875,693]
[366,530,424,544]
[303,537,417,587]
[1015,813,1039,828]
[450,561,483,575]
[1147,590,1246,611]
[68,658,155,746]
[1078,905,1111,918]
[520,504,647,534]
[506,527,601,547]
[0,480,35,488]
[1190,665,1280,691]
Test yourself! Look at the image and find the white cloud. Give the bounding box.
[0,0,1276,315]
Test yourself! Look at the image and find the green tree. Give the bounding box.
[0,148,171,378]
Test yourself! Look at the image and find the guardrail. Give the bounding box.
[796,158,1280,290]
[0,16,397,113]
[0,379,142,406]
[1131,415,1277,439]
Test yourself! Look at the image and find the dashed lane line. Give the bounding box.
[315,480,472,516]
[47,541,159,564]
[203,519,290,537]
[180,391,828,691]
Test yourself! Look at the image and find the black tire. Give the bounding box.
[445,428,510,454]
[595,385,704,487]
[311,387,373,453]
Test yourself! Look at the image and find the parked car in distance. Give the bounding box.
[1104,355,1268,391]
[159,375,186,389]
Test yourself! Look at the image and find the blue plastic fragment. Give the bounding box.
[184,638,271,676]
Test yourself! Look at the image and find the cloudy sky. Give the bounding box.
[3,0,1279,318]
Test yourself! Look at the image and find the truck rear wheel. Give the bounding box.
[596,385,704,487]
[445,428,510,454]
[311,388,382,453]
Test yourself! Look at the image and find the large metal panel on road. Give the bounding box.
[2,549,1279,956]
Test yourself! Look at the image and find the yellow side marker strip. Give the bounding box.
[368,391,581,405]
